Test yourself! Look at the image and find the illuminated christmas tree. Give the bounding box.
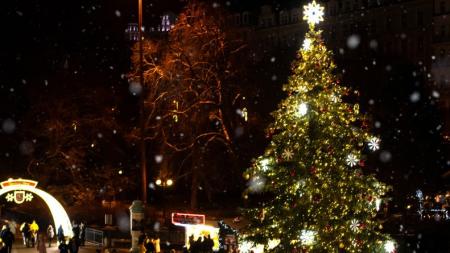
[243,1,393,252]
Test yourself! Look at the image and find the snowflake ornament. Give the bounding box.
[24,193,34,202]
[282,148,294,160]
[303,0,324,27]
[303,38,312,50]
[5,193,14,202]
[368,137,380,151]
[346,154,359,167]
[350,219,360,232]
[259,158,271,172]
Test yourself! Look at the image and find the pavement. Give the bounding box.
[11,242,99,253]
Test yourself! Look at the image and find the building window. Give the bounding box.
[353,0,359,10]
[401,12,407,29]
[440,1,446,14]
[280,12,288,25]
[291,10,299,23]
[386,17,392,32]
[417,11,423,26]
[401,39,407,54]
[161,15,171,32]
[417,37,424,51]
[344,1,350,12]
[371,20,377,34]
[234,14,241,26]
[242,12,249,25]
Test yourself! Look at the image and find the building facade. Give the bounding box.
[229,0,449,138]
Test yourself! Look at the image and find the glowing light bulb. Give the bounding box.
[297,103,308,117]
[155,179,162,186]
[384,240,396,253]
[166,179,173,186]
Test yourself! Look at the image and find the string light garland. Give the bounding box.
[242,1,392,252]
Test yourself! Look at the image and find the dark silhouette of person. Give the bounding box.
[0,226,14,253]
[144,237,155,253]
[205,235,214,253]
[57,226,64,244]
[58,241,69,253]
[79,223,86,246]
[138,231,146,245]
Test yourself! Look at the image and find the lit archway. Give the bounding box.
[0,178,73,237]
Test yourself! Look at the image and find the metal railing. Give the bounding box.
[85,227,104,247]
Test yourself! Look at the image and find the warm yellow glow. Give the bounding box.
[183,224,219,251]
[166,179,173,186]
[303,1,324,27]
[156,179,162,186]
[0,181,73,238]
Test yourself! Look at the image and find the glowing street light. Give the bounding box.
[155,178,173,187]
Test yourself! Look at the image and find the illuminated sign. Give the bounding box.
[171,213,205,226]
[0,178,38,188]
[0,178,73,238]
[5,191,33,204]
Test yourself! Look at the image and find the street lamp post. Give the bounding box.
[138,0,148,203]
[155,178,173,226]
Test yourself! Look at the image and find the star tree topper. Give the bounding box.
[303,0,325,28]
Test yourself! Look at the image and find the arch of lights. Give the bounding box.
[0,178,73,238]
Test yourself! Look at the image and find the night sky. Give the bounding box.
[0,0,448,202]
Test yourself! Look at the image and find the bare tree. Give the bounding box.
[22,86,132,206]
[130,0,246,209]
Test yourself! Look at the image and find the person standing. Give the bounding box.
[58,241,69,253]
[57,225,64,244]
[144,237,155,253]
[30,221,39,247]
[1,226,14,253]
[153,236,160,253]
[79,223,86,247]
[36,232,47,253]
[20,222,30,247]
[46,225,54,247]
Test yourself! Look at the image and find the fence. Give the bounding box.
[85,227,104,247]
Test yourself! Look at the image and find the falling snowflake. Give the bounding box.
[282,148,294,160]
[303,1,324,26]
[346,154,359,167]
[350,219,359,231]
[368,137,380,151]
[5,193,14,202]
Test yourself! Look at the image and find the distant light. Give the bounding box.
[118,170,123,175]
[155,179,162,186]
[166,179,173,186]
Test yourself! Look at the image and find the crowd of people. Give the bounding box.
[138,232,161,253]
[186,235,214,253]
[0,220,87,253]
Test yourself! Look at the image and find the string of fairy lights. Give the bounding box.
[242,1,396,252]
